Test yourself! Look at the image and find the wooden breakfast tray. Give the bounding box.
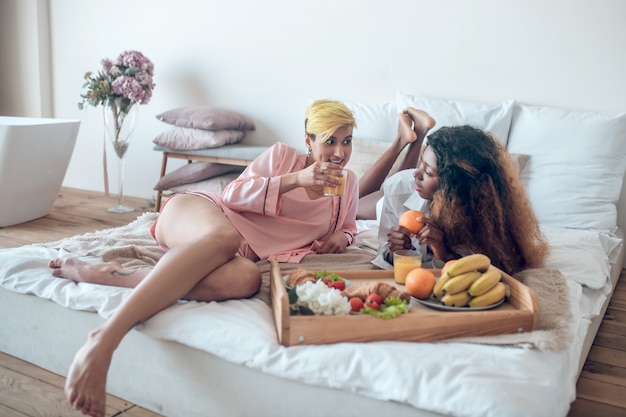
[269,260,540,346]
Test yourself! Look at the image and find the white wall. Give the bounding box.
[0,0,52,117]
[4,0,626,201]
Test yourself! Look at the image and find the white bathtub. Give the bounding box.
[0,116,80,227]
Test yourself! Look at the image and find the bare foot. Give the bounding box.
[403,107,436,137]
[49,257,140,288]
[397,112,417,146]
[65,329,114,417]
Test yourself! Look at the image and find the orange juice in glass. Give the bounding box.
[323,170,347,196]
[393,249,422,284]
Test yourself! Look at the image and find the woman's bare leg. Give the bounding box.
[397,107,436,171]
[358,112,417,199]
[356,190,384,220]
[64,194,261,417]
[357,109,435,220]
[49,255,259,302]
[49,256,259,301]
[49,258,149,288]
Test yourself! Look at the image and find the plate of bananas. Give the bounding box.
[412,294,505,311]
[414,253,508,311]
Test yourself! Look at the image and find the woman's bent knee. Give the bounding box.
[185,257,261,302]
[239,264,262,298]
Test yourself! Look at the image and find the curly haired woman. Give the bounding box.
[374,119,548,275]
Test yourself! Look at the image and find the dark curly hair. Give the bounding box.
[427,125,548,274]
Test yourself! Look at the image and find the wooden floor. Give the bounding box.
[0,187,624,417]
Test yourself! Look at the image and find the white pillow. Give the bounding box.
[396,92,514,146]
[343,100,399,142]
[541,225,620,289]
[507,103,626,231]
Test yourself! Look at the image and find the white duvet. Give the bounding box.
[0,225,622,417]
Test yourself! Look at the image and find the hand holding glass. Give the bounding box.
[323,169,347,196]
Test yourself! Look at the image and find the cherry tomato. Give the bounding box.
[321,277,332,287]
[349,297,364,312]
[366,293,383,306]
[331,280,346,291]
[365,297,380,311]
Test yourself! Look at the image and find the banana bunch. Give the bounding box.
[433,254,507,308]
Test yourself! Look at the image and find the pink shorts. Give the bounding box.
[150,191,259,261]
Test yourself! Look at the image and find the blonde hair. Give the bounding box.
[305,100,356,143]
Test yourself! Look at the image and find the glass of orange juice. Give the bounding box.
[393,249,422,284]
[323,170,347,196]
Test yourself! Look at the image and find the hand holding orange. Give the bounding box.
[398,210,425,234]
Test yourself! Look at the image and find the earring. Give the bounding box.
[307,147,312,156]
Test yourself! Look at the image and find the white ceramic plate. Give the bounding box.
[411,295,505,311]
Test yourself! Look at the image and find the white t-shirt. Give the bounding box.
[371,169,436,269]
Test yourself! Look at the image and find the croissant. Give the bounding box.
[287,268,317,287]
[342,282,410,302]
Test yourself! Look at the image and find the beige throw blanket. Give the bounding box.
[44,212,572,351]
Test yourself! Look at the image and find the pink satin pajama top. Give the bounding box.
[204,142,358,263]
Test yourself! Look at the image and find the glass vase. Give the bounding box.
[103,97,137,213]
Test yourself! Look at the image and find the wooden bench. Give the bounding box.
[153,144,268,211]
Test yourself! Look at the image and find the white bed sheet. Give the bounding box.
[0,225,622,417]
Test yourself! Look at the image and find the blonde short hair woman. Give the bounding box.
[50,99,357,417]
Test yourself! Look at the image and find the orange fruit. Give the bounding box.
[405,268,436,299]
[440,259,457,277]
[398,210,425,234]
